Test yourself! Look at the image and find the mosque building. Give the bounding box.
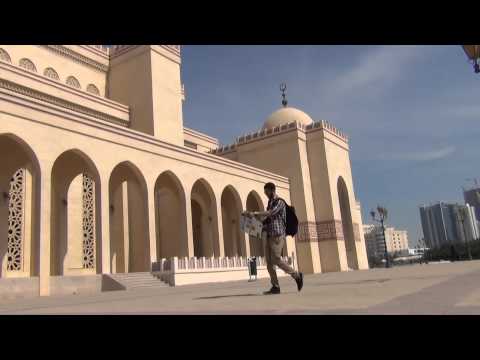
[0,45,368,298]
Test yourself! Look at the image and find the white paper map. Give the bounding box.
[240,215,263,238]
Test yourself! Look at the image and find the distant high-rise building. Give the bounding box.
[363,225,378,258]
[463,204,480,242]
[419,202,479,249]
[363,225,409,258]
[463,186,480,222]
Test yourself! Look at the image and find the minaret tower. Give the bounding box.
[107,45,185,146]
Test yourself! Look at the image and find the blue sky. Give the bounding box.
[180,45,480,246]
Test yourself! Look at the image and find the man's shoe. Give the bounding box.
[263,287,281,295]
[295,272,304,292]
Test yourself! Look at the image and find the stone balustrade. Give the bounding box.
[110,45,181,57]
[87,45,110,54]
[210,120,348,156]
[153,256,294,273]
[165,255,290,272]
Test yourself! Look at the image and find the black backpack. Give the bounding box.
[279,198,299,237]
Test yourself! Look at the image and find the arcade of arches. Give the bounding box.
[246,191,265,257]
[0,134,277,280]
[191,179,218,258]
[0,135,39,279]
[0,45,370,299]
[109,162,150,274]
[50,149,101,276]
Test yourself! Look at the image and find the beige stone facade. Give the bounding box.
[0,45,368,297]
[213,108,369,272]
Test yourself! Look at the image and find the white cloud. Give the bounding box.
[323,46,428,102]
[379,146,456,162]
[444,105,480,119]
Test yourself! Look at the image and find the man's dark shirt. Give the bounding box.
[263,195,286,238]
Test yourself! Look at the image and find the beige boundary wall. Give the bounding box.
[155,256,294,286]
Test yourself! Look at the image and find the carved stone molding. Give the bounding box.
[66,76,81,89]
[0,48,12,63]
[86,84,100,95]
[86,45,109,54]
[297,220,344,243]
[19,58,37,73]
[213,119,349,156]
[39,45,109,73]
[0,79,129,127]
[82,174,95,269]
[110,45,181,59]
[44,67,60,81]
[39,45,179,70]
[7,169,25,271]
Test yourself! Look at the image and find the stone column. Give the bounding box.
[122,182,129,272]
[214,196,225,258]
[99,173,111,274]
[39,163,52,296]
[184,192,195,258]
[0,175,9,277]
[23,168,33,276]
[239,192,249,258]
[147,180,157,268]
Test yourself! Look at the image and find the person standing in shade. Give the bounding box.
[450,245,458,262]
[244,182,303,295]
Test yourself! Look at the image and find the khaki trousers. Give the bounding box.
[265,234,297,288]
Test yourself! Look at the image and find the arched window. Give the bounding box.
[19,58,37,72]
[86,84,100,95]
[66,76,81,89]
[43,67,60,81]
[0,48,12,63]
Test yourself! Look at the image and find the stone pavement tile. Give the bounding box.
[352,268,480,315]
[454,288,480,308]
[0,289,161,313]
[446,306,480,315]
[1,276,438,314]
[3,261,480,314]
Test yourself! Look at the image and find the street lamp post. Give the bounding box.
[457,207,473,261]
[370,206,390,268]
[462,45,480,74]
[419,237,429,264]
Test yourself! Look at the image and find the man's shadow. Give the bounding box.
[193,294,261,300]
[193,291,296,300]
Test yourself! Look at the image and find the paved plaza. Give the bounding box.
[2,260,480,314]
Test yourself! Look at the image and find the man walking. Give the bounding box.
[244,182,303,295]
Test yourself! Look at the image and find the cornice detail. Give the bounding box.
[0,78,128,126]
[39,45,109,73]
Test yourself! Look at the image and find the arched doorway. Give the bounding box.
[0,134,40,278]
[221,185,245,257]
[155,171,188,259]
[246,191,265,257]
[109,161,150,273]
[51,150,101,276]
[337,177,358,270]
[191,199,203,257]
[191,179,218,258]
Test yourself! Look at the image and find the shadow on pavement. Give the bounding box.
[309,278,391,288]
[193,293,261,300]
[193,291,299,300]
